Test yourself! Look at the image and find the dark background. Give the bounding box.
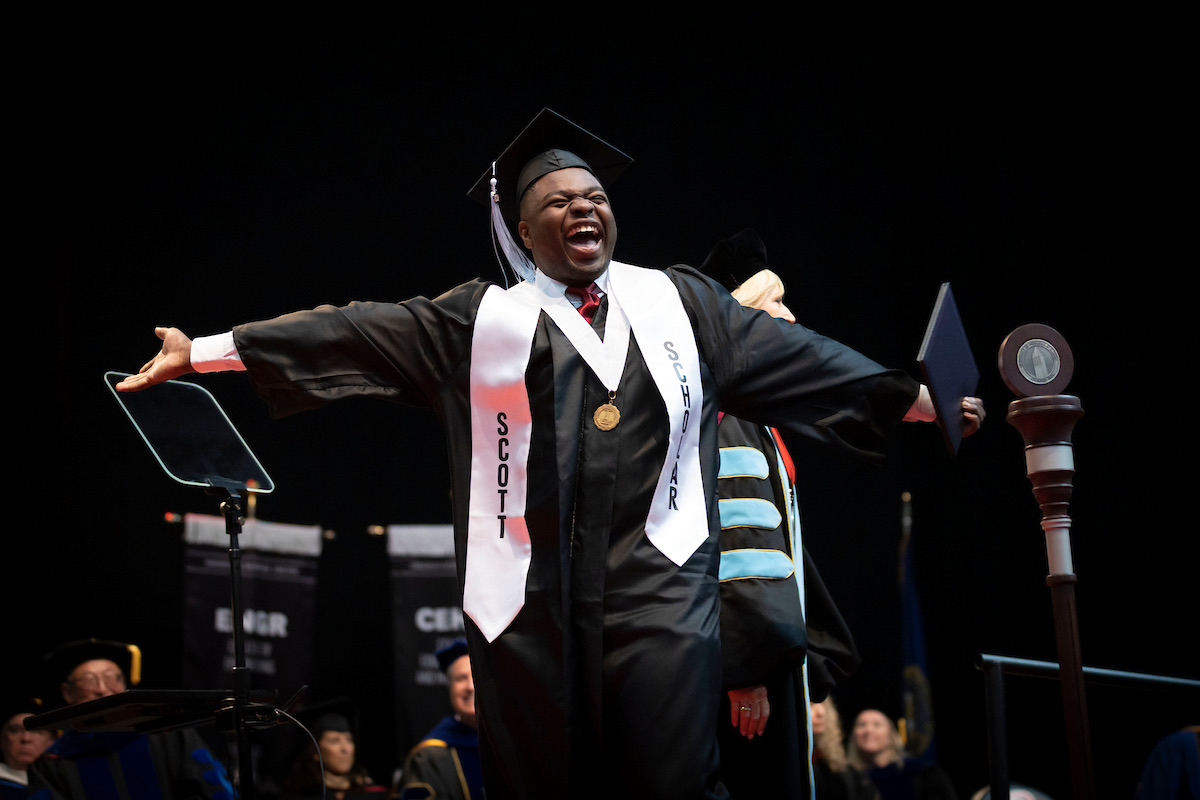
[17,17,1194,798]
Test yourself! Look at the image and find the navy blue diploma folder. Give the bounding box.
[917,283,979,456]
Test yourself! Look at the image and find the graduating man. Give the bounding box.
[117,109,981,799]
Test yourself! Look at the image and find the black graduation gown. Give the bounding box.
[714,414,862,798]
[399,716,482,800]
[715,415,860,697]
[232,265,919,800]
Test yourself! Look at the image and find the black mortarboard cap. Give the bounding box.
[3,696,44,722]
[699,228,771,290]
[468,108,633,221]
[312,712,353,738]
[435,640,469,673]
[36,638,141,707]
[852,694,903,726]
[293,698,360,740]
[41,638,141,686]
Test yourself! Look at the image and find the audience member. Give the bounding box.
[811,697,878,800]
[847,708,957,800]
[26,638,234,800]
[1134,724,1199,800]
[1,703,56,799]
[397,641,482,800]
[282,711,385,799]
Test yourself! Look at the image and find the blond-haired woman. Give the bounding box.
[848,709,957,800]
[811,697,878,800]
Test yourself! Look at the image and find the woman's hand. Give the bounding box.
[727,685,770,740]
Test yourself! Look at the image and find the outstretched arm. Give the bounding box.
[115,327,196,392]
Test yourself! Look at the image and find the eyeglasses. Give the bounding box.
[67,670,126,691]
[2,722,53,739]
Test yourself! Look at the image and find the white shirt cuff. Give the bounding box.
[191,332,246,373]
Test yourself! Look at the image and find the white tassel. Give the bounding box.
[490,169,536,285]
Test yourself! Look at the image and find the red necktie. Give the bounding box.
[566,283,602,323]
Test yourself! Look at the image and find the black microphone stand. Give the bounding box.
[210,478,259,799]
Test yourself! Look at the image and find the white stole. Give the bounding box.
[462,262,707,642]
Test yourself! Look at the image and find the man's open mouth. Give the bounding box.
[566,222,603,253]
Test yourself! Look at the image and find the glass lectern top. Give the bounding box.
[104,371,274,494]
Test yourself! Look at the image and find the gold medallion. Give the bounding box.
[593,396,620,431]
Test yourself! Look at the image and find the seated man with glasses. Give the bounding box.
[26,638,235,800]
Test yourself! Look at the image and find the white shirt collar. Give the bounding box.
[0,763,27,785]
[536,268,609,298]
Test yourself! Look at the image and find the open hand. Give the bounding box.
[115,327,195,392]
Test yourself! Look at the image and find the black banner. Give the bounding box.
[387,524,460,756]
[182,513,323,696]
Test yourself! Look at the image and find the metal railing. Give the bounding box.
[975,653,1200,799]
